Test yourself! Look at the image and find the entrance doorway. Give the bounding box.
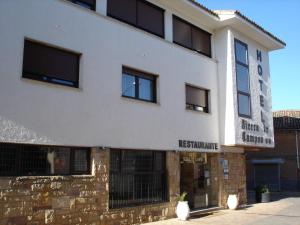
[180,152,217,209]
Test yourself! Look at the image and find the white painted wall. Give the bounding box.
[0,0,220,151]
[216,28,275,148]
[0,0,278,151]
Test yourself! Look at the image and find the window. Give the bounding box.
[67,0,96,10]
[186,85,209,113]
[235,39,251,117]
[109,150,167,208]
[122,67,156,102]
[22,40,80,88]
[107,0,164,38]
[0,143,90,176]
[173,16,211,57]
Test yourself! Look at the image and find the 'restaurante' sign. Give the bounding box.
[178,140,218,150]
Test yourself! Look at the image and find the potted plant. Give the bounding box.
[255,185,271,203]
[176,192,190,221]
[227,194,239,210]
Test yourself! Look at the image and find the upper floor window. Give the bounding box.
[173,16,211,57]
[122,67,157,103]
[186,85,209,113]
[22,39,80,88]
[107,0,164,38]
[67,0,96,10]
[235,39,251,117]
[0,143,90,176]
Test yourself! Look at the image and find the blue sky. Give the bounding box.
[197,0,299,111]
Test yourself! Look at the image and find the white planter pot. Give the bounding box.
[227,194,239,210]
[176,201,190,221]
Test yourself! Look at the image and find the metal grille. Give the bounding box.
[109,150,168,208]
[0,143,90,176]
[0,144,18,176]
[73,149,88,172]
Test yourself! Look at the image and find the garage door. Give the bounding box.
[254,164,280,191]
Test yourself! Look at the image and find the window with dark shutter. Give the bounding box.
[22,40,80,88]
[173,16,212,57]
[67,0,96,10]
[173,16,192,49]
[107,0,164,38]
[137,0,164,37]
[107,0,137,25]
[192,27,211,57]
[186,85,209,113]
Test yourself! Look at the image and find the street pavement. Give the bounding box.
[147,192,300,225]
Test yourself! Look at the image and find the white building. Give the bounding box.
[0,0,285,224]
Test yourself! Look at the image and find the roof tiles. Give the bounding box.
[273,110,300,130]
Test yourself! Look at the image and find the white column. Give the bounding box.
[96,0,107,16]
[164,10,173,43]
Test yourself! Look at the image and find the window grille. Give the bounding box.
[109,150,168,208]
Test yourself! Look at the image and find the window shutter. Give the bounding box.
[23,40,79,85]
[173,16,192,49]
[186,85,207,107]
[192,27,211,56]
[137,0,164,37]
[107,0,137,25]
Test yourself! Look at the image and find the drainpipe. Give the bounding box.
[296,130,300,191]
[296,130,299,169]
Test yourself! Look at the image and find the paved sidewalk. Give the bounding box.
[148,193,300,225]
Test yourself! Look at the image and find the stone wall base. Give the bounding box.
[0,149,247,225]
[0,149,180,225]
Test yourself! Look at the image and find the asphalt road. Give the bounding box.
[148,192,300,225]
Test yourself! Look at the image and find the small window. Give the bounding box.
[186,85,209,113]
[107,0,164,38]
[173,16,211,57]
[67,0,96,10]
[122,67,156,103]
[238,93,251,117]
[235,41,248,65]
[0,143,90,176]
[235,39,251,117]
[236,64,250,93]
[22,40,80,88]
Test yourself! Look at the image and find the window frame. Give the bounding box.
[172,15,212,58]
[107,0,165,39]
[109,149,168,209]
[185,84,210,113]
[22,39,81,88]
[67,0,96,11]
[122,66,157,103]
[0,143,91,177]
[234,39,252,118]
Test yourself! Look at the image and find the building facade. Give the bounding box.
[247,110,300,192]
[0,0,285,224]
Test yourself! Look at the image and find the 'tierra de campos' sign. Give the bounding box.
[241,119,272,145]
[178,140,218,150]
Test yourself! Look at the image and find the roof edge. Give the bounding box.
[234,11,286,47]
[187,0,220,18]
[214,10,286,47]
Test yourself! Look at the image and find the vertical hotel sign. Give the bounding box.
[257,49,272,144]
[241,50,272,145]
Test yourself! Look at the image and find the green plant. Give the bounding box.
[255,184,269,194]
[178,192,188,202]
